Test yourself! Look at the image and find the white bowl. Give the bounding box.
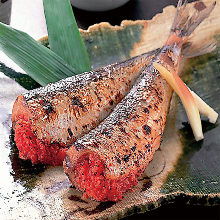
[70,0,130,12]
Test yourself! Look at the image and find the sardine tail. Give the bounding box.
[171,0,216,37]
[182,40,216,58]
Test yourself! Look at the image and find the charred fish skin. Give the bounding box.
[14,50,158,144]
[65,55,172,180]
[64,0,216,201]
[12,50,158,165]
[64,54,173,201]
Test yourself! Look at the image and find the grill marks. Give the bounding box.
[131,146,136,152]
[145,144,152,153]
[72,97,84,108]
[94,90,102,102]
[115,92,122,102]
[109,99,114,105]
[115,156,121,164]
[19,52,155,148]
[119,127,126,134]
[143,125,152,135]
[42,99,55,116]
[68,128,73,137]
[122,154,131,162]
[67,61,173,180]
[143,108,149,114]
[64,52,174,201]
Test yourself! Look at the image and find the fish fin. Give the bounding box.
[171,0,216,37]
[182,40,216,58]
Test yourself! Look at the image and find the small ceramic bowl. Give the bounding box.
[70,0,130,12]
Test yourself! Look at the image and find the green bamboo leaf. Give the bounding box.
[0,22,80,86]
[43,0,91,73]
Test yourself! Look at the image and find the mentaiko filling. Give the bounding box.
[74,153,138,202]
[14,116,66,166]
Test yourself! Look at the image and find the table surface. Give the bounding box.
[0,0,220,219]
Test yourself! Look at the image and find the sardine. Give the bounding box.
[64,0,216,201]
[12,50,158,165]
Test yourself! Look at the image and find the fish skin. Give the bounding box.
[64,0,216,201]
[64,49,174,181]
[64,36,182,199]
[64,35,183,184]
[12,50,158,148]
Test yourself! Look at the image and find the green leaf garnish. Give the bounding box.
[0,22,79,86]
[43,0,91,73]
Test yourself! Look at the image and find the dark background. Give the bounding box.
[73,0,195,29]
[0,0,219,219]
